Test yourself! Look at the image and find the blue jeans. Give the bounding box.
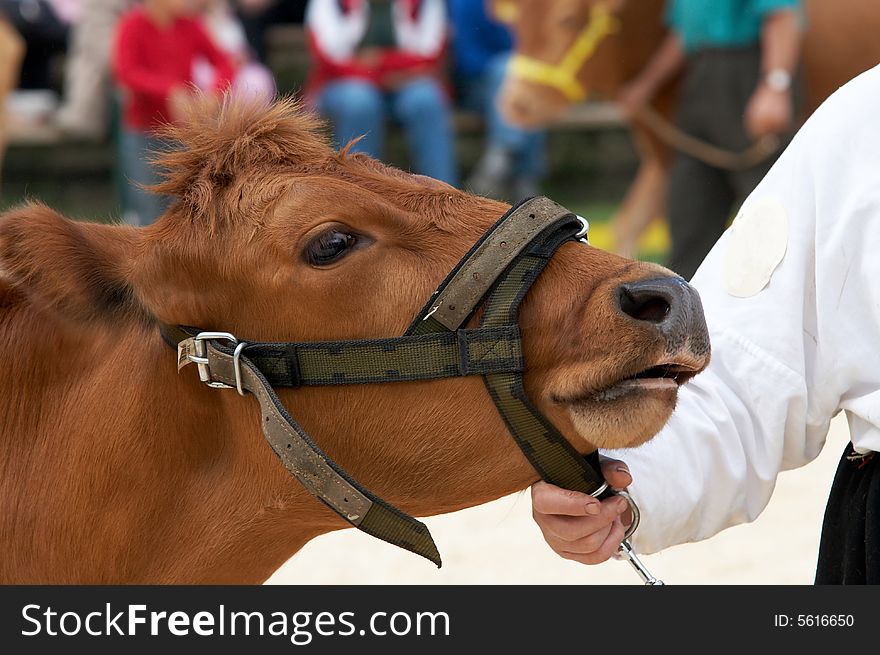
[316,76,459,186]
[119,129,168,226]
[460,53,546,180]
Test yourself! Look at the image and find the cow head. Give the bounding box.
[0,98,708,521]
[498,0,667,128]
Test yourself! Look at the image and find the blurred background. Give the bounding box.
[0,0,665,259]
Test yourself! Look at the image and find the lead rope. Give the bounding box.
[635,103,780,172]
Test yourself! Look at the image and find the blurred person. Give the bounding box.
[112,0,235,226]
[449,0,545,201]
[305,0,458,185]
[193,0,275,103]
[55,0,131,139]
[0,0,74,91]
[235,0,307,64]
[617,0,803,280]
[529,63,880,584]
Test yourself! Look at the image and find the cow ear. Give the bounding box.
[0,204,150,325]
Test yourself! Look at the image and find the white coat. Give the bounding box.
[607,64,880,555]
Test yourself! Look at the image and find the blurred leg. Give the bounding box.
[56,0,129,137]
[120,130,167,226]
[485,54,545,180]
[469,53,544,198]
[390,76,458,185]
[612,158,667,258]
[666,154,735,280]
[315,79,385,159]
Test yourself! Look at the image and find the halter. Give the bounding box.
[162,196,662,584]
[508,3,620,102]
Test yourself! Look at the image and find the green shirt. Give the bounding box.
[667,0,802,52]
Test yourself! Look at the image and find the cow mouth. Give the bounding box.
[553,360,703,406]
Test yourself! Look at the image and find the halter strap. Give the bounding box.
[406,199,609,494]
[162,196,613,567]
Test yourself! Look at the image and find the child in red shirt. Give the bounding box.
[112,0,235,226]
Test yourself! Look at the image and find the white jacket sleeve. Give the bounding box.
[604,64,880,554]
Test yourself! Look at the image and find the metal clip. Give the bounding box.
[575,215,590,244]
[619,540,664,585]
[610,490,664,585]
[189,332,238,389]
[232,341,248,396]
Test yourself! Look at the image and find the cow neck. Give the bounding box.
[159,196,616,568]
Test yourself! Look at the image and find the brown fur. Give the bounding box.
[0,97,706,583]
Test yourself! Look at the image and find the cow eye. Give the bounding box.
[304,229,357,266]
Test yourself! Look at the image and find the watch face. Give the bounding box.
[766,69,792,92]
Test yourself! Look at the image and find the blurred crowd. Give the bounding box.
[0,0,544,226]
[0,0,809,281]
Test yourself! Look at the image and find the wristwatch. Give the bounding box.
[764,68,793,92]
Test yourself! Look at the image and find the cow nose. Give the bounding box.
[617,276,695,335]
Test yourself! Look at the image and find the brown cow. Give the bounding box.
[0,98,708,583]
[499,0,880,254]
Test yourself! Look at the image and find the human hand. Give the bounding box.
[744,84,793,139]
[531,455,633,564]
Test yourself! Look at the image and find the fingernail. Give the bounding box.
[617,498,628,512]
[615,465,630,476]
[585,503,600,516]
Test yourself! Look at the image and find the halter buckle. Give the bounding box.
[575,215,590,244]
[187,332,238,389]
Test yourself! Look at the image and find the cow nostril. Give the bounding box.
[619,288,671,324]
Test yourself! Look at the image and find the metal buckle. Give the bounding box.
[615,489,641,540]
[189,332,238,389]
[575,215,590,244]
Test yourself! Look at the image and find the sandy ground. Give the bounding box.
[267,415,850,585]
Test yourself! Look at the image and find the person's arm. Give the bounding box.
[534,66,880,560]
[744,7,803,137]
[380,0,448,87]
[112,18,180,100]
[392,0,446,59]
[305,0,366,64]
[192,22,236,94]
[616,31,685,119]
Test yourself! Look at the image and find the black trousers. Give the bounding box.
[816,445,880,584]
[0,0,68,89]
[666,47,790,280]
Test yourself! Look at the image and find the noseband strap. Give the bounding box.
[508,2,620,102]
[162,196,613,567]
